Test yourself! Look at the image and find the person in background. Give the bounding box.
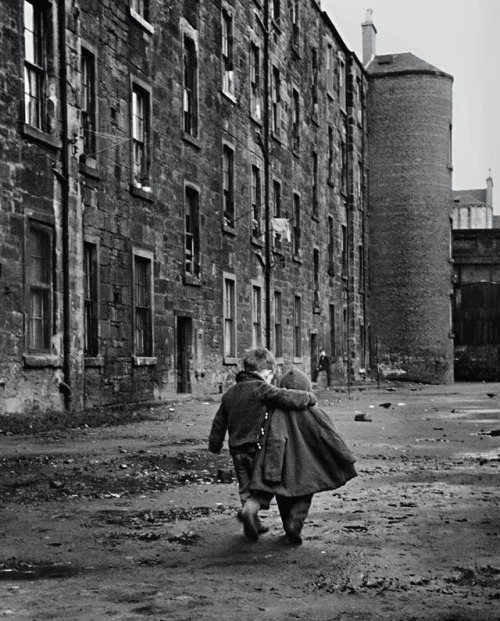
[313,349,331,388]
[208,348,317,541]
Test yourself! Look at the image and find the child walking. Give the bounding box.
[208,348,317,540]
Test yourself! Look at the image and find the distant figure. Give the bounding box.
[313,349,331,387]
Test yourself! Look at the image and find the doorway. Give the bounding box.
[310,332,318,383]
[176,316,192,393]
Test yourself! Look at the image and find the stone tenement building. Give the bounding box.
[0,0,370,413]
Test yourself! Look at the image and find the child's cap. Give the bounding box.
[279,367,311,391]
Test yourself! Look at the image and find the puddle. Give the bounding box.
[0,561,78,580]
[457,449,500,461]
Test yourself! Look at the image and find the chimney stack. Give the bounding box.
[362,9,377,67]
[486,169,494,209]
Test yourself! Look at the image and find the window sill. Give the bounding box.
[271,19,282,34]
[327,179,335,188]
[132,356,157,367]
[251,236,264,248]
[23,354,63,368]
[223,223,237,236]
[130,7,154,34]
[328,267,335,277]
[85,356,104,367]
[183,132,201,149]
[183,274,201,287]
[222,90,237,105]
[313,307,321,315]
[292,357,303,364]
[22,124,62,150]
[250,114,263,128]
[80,160,100,179]
[223,356,238,366]
[275,357,284,365]
[312,213,319,223]
[293,252,303,264]
[292,45,301,59]
[130,184,154,202]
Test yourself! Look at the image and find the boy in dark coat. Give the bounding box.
[250,367,357,544]
[208,348,317,541]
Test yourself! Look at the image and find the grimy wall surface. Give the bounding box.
[367,64,454,383]
[0,0,367,413]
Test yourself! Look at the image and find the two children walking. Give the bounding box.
[208,347,357,544]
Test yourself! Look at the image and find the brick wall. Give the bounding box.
[367,69,454,383]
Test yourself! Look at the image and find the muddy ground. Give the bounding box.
[0,382,499,621]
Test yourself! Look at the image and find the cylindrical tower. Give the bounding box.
[367,53,454,383]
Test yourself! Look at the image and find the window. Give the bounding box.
[250,43,261,120]
[329,304,336,360]
[328,216,335,275]
[252,285,262,347]
[340,139,347,194]
[313,249,320,311]
[326,44,334,95]
[271,0,280,24]
[27,222,53,352]
[339,57,346,110]
[341,224,347,277]
[291,0,299,49]
[222,145,235,228]
[133,253,153,357]
[251,165,262,239]
[271,66,281,136]
[24,0,46,130]
[293,193,301,256]
[81,48,97,163]
[311,48,318,108]
[292,89,300,152]
[272,180,282,250]
[358,245,364,291]
[328,126,334,183]
[343,307,348,357]
[183,35,198,137]
[274,291,282,358]
[293,295,302,358]
[223,274,236,359]
[185,186,200,280]
[312,151,319,218]
[222,10,234,95]
[131,85,151,189]
[84,242,99,357]
[131,0,149,22]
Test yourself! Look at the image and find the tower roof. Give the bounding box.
[367,52,452,79]
[453,189,487,206]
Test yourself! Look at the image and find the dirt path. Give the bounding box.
[1,384,499,620]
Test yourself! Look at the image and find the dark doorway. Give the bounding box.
[310,332,318,382]
[176,316,192,393]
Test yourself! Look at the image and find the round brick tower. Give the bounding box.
[364,21,454,382]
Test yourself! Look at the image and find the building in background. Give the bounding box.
[362,10,455,384]
[0,0,368,413]
[452,173,500,380]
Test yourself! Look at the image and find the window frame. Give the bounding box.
[251,282,263,348]
[23,0,46,131]
[83,239,99,358]
[184,184,201,284]
[293,294,302,360]
[26,219,53,355]
[221,8,234,97]
[292,192,301,258]
[223,272,237,363]
[250,42,262,122]
[271,65,281,137]
[183,34,199,138]
[132,248,155,363]
[292,88,300,153]
[251,163,263,241]
[81,45,98,167]
[130,79,152,193]
[222,142,235,230]
[274,290,283,360]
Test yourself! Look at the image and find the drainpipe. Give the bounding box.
[262,0,271,350]
[57,0,72,409]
